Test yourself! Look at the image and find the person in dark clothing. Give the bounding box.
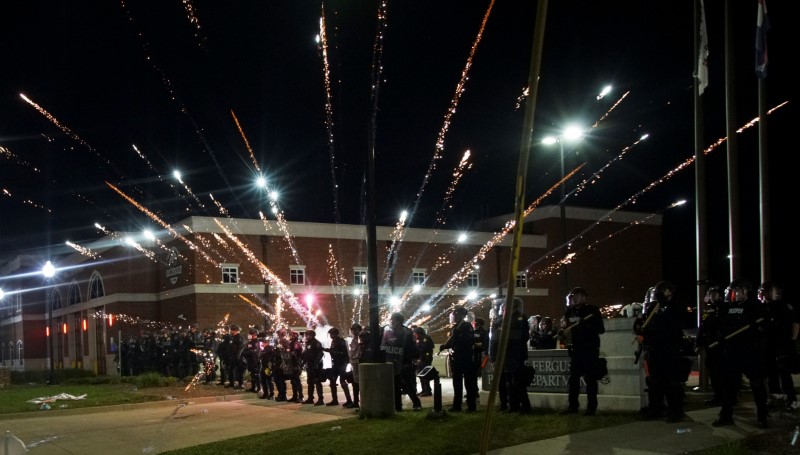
[414,326,435,396]
[560,286,605,416]
[216,328,231,386]
[323,327,353,407]
[472,317,490,377]
[301,329,326,405]
[530,317,559,349]
[242,328,261,392]
[225,324,245,390]
[439,306,478,412]
[759,281,799,410]
[286,331,304,402]
[381,312,422,412]
[257,335,275,399]
[639,281,687,422]
[489,298,532,414]
[712,279,770,428]
[695,284,725,406]
[347,324,363,408]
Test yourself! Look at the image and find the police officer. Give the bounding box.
[760,281,798,410]
[301,329,326,405]
[226,324,245,390]
[695,284,724,406]
[712,279,769,428]
[561,286,605,416]
[640,281,686,422]
[216,327,231,386]
[490,298,532,414]
[472,317,490,376]
[257,334,275,399]
[242,328,261,392]
[347,323,364,409]
[286,331,304,402]
[200,328,218,384]
[439,306,477,412]
[413,326,434,396]
[323,327,352,407]
[381,312,422,412]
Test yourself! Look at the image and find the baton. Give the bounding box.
[563,313,594,334]
[631,302,661,345]
[708,317,765,348]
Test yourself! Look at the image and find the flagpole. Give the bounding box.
[478,1,548,453]
[693,0,710,392]
[724,0,740,281]
[756,0,770,283]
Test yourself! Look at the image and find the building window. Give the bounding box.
[353,268,367,286]
[222,265,239,284]
[16,341,23,367]
[8,342,13,367]
[88,273,105,300]
[412,269,426,286]
[515,271,528,289]
[290,266,306,285]
[467,271,479,287]
[68,283,82,306]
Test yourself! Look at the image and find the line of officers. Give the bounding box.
[634,279,797,429]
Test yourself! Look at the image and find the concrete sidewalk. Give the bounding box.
[0,378,788,455]
[483,402,766,454]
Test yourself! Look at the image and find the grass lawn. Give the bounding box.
[0,382,165,414]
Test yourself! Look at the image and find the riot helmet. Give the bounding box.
[328,327,340,337]
[758,281,781,303]
[652,281,675,304]
[725,279,752,303]
[449,306,468,324]
[566,287,587,306]
[390,312,405,327]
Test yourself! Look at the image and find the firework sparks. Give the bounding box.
[383,0,495,279]
[434,149,473,226]
[318,5,342,223]
[592,91,630,128]
[230,109,260,173]
[180,0,207,48]
[571,133,649,199]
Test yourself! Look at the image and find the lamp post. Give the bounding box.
[543,126,583,297]
[42,260,56,385]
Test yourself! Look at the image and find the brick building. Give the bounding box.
[0,205,661,374]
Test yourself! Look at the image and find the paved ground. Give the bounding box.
[0,378,790,455]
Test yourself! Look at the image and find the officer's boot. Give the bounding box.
[352,383,360,408]
[302,385,315,404]
[314,382,324,404]
[326,384,339,405]
[342,382,354,408]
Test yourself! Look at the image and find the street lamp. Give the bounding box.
[42,260,56,385]
[542,126,584,297]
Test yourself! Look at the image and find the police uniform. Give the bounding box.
[712,279,769,428]
[381,313,422,411]
[439,307,477,412]
[562,287,605,416]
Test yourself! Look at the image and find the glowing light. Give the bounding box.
[399,211,408,223]
[389,296,401,306]
[42,261,55,278]
[353,288,362,296]
[269,190,279,201]
[125,237,136,246]
[420,304,431,312]
[413,284,421,293]
[305,294,316,306]
[467,291,478,300]
[143,229,155,241]
[640,134,649,141]
[0,289,4,300]
[173,170,182,182]
[458,233,468,243]
[596,85,612,100]
[257,176,267,188]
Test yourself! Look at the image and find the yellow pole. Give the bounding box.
[478,1,549,453]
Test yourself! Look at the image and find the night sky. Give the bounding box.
[0,1,793,297]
